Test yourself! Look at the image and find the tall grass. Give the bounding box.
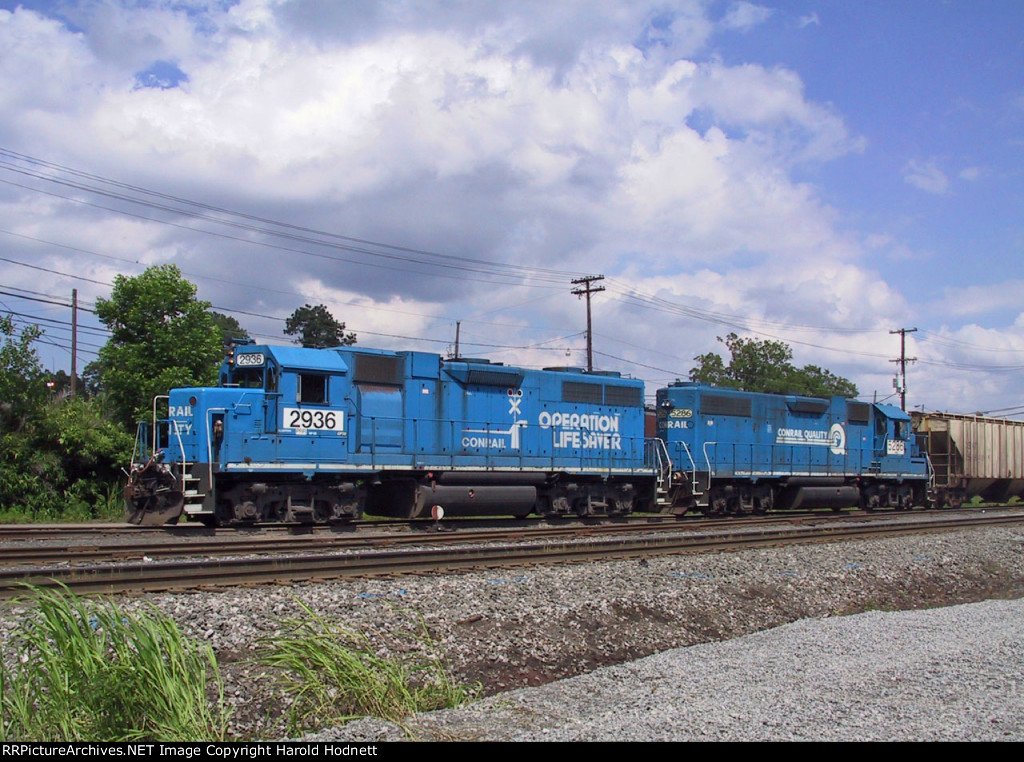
[0,585,230,741]
[258,601,478,734]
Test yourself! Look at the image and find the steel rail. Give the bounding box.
[0,509,995,566]
[1,512,1021,599]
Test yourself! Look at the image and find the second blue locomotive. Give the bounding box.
[125,342,930,525]
[656,382,928,514]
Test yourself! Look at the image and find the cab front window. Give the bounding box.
[230,368,265,389]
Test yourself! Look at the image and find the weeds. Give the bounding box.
[0,585,230,742]
[0,587,475,741]
[257,601,478,735]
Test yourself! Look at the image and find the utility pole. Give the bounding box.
[571,275,604,372]
[889,327,917,411]
[453,321,461,359]
[70,288,78,398]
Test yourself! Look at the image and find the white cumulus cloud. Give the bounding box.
[903,159,950,194]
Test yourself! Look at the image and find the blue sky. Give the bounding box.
[0,0,1022,414]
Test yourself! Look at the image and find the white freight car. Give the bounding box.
[912,412,1024,507]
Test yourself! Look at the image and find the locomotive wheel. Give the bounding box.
[574,498,594,517]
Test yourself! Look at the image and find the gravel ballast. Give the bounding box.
[326,596,1024,741]
[2,522,1023,741]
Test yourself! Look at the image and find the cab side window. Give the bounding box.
[297,373,327,404]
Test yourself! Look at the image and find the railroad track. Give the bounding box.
[1,509,1021,598]
[0,511,865,566]
[0,512,839,565]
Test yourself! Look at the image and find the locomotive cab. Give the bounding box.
[126,344,363,526]
[872,405,913,460]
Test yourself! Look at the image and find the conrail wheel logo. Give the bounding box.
[829,423,846,455]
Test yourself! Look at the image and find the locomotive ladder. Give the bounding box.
[180,464,207,517]
[141,395,199,510]
[645,438,674,508]
[165,418,208,519]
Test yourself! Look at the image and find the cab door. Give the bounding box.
[356,384,404,452]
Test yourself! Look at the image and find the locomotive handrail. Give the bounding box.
[167,418,189,492]
[206,407,228,491]
[701,441,907,480]
[702,442,716,486]
[151,395,169,455]
[644,437,674,503]
[675,440,702,496]
[703,439,885,483]
[252,404,656,474]
[129,421,148,469]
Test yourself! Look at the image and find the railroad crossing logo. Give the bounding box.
[507,388,523,417]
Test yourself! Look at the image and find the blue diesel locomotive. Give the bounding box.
[125,342,653,526]
[656,382,929,514]
[124,343,930,525]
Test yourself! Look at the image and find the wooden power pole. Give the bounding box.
[889,327,917,411]
[571,275,604,372]
[71,288,78,397]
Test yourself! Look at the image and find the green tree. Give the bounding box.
[690,333,858,397]
[81,358,107,397]
[796,365,860,398]
[30,396,133,510]
[93,265,222,426]
[284,304,356,349]
[0,396,133,519]
[0,314,46,430]
[44,369,84,398]
[0,316,134,521]
[210,311,251,352]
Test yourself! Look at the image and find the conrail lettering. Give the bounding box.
[776,428,831,444]
[462,435,508,449]
[776,423,847,456]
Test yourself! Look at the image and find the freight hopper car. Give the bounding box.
[124,343,655,526]
[655,382,929,515]
[911,412,1024,508]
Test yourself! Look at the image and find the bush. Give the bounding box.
[0,397,132,521]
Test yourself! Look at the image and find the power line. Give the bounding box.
[0,148,580,287]
[2,309,108,337]
[0,229,580,336]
